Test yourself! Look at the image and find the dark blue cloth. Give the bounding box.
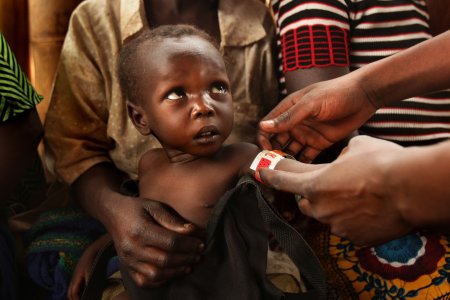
[26,205,106,300]
[0,217,17,300]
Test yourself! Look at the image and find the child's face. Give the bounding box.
[129,35,233,157]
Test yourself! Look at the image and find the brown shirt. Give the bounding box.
[44,0,279,183]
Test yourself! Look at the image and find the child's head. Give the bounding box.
[119,24,233,157]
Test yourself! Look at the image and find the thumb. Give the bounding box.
[260,98,312,134]
[144,200,198,235]
[258,168,320,199]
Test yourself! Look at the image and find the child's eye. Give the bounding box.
[210,83,228,95]
[165,88,186,100]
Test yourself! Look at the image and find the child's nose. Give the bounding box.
[191,95,215,119]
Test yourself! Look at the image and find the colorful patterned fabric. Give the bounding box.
[281,24,349,71]
[305,221,450,299]
[27,206,106,300]
[6,154,47,218]
[0,33,43,123]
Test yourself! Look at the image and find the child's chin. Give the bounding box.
[193,142,223,156]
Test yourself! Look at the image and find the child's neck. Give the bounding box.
[163,146,225,165]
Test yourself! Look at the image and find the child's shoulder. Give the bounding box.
[138,148,167,170]
[225,142,260,157]
[222,143,261,177]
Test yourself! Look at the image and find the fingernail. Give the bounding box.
[260,120,274,128]
[282,212,294,221]
[257,168,267,183]
[183,223,194,229]
[295,194,303,203]
[198,243,205,252]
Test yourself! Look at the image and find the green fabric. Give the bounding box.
[0,33,43,123]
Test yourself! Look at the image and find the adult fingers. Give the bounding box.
[258,168,322,197]
[289,123,334,161]
[143,200,197,234]
[128,262,190,288]
[125,243,200,270]
[259,92,317,134]
[130,218,204,255]
[141,201,204,253]
[270,132,293,150]
[284,140,303,157]
[258,93,309,149]
[297,198,314,218]
[337,135,403,160]
[297,147,320,163]
[257,128,274,150]
[119,244,200,287]
[274,158,326,173]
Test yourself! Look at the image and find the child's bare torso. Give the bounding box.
[138,143,259,228]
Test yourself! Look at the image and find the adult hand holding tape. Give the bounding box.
[257,135,415,247]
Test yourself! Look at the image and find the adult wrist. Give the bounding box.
[350,67,385,110]
[384,145,448,230]
[398,142,450,229]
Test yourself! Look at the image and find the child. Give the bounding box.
[68,25,316,300]
[42,1,279,298]
[121,25,259,229]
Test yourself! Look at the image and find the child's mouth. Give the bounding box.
[195,126,219,142]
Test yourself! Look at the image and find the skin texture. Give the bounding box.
[257,31,450,246]
[261,136,411,246]
[71,0,226,291]
[72,163,204,288]
[129,35,257,228]
[129,36,234,158]
[258,75,377,163]
[282,67,354,162]
[258,31,450,158]
[69,33,260,299]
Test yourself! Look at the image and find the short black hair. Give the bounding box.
[118,24,219,103]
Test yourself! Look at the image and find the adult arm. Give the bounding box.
[282,68,353,160]
[0,33,43,202]
[258,30,450,161]
[0,109,42,202]
[271,0,351,157]
[259,135,450,246]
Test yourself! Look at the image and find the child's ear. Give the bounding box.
[126,101,152,135]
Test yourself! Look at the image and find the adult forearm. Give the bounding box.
[389,140,450,230]
[354,30,450,108]
[0,109,43,202]
[285,66,350,94]
[72,162,128,228]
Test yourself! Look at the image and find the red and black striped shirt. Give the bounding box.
[272,0,450,145]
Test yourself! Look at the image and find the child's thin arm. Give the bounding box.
[68,233,112,300]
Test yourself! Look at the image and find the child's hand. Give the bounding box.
[68,234,112,300]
